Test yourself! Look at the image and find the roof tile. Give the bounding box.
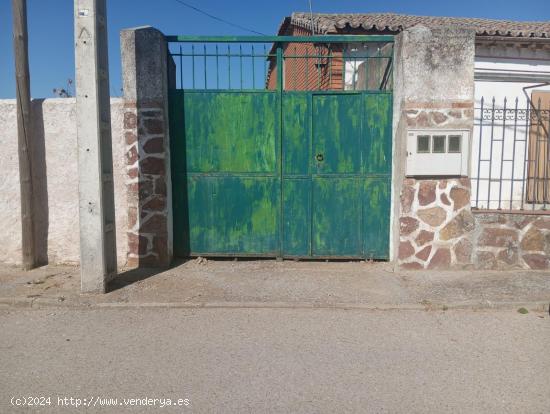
[290,12,550,38]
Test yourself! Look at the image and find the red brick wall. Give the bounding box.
[267,26,344,91]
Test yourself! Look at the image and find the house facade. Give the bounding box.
[1,13,550,271]
[265,13,550,269]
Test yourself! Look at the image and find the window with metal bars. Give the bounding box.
[472,93,550,211]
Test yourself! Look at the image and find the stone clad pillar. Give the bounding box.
[392,25,476,269]
[120,27,174,267]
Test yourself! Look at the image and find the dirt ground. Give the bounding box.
[1,259,549,311]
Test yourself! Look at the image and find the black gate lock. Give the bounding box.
[315,153,324,162]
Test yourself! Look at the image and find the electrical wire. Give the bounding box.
[171,0,267,35]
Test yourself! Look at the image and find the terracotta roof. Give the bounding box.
[289,12,550,39]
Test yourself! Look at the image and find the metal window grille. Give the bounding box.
[472,96,550,211]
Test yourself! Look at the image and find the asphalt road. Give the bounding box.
[1,308,549,413]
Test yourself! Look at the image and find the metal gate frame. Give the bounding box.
[166,35,394,259]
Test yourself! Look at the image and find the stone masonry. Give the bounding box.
[121,27,174,267]
[399,179,550,270]
[123,102,169,266]
[399,178,474,269]
[473,213,550,270]
[398,98,475,270]
[404,103,474,129]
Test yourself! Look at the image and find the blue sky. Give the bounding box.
[1,0,549,98]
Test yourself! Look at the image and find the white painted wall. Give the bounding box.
[473,47,550,209]
[0,98,128,266]
[344,42,390,90]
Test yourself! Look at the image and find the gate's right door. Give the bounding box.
[311,93,363,257]
[310,92,392,259]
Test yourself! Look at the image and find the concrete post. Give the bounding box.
[120,27,173,267]
[74,0,117,292]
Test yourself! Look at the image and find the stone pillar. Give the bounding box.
[120,27,173,267]
[392,25,476,269]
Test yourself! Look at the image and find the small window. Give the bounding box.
[417,135,430,153]
[448,135,461,153]
[432,135,446,153]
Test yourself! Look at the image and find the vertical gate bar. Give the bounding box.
[329,45,332,90]
[378,47,382,91]
[251,45,255,89]
[263,43,269,84]
[544,100,549,209]
[533,98,540,210]
[534,98,542,209]
[475,97,484,208]
[353,55,356,91]
[227,44,231,89]
[342,50,345,91]
[191,44,195,89]
[179,45,183,89]
[510,97,519,210]
[203,44,207,89]
[539,103,550,209]
[276,44,283,90]
[365,45,370,89]
[308,92,313,256]
[548,102,550,207]
[383,57,388,90]
[316,47,321,90]
[390,44,394,90]
[276,43,283,256]
[521,100,530,210]
[239,44,243,90]
[293,46,297,90]
[487,97,496,209]
[215,45,219,89]
[498,97,507,209]
[305,47,309,89]
[359,89,365,256]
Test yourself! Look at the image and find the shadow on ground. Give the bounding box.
[109,257,374,292]
[108,258,189,292]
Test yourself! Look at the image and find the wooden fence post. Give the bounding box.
[12,0,36,270]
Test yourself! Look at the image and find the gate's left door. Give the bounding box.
[170,90,281,256]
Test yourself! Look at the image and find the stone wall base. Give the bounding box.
[399,178,473,269]
[124,100,170,268]
[473,212,550,270]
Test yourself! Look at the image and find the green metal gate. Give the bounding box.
[168,35,393,259]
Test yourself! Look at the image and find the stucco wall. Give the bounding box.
[472,46,550,209]
[0,98,128,267]
[395,25,475,103]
